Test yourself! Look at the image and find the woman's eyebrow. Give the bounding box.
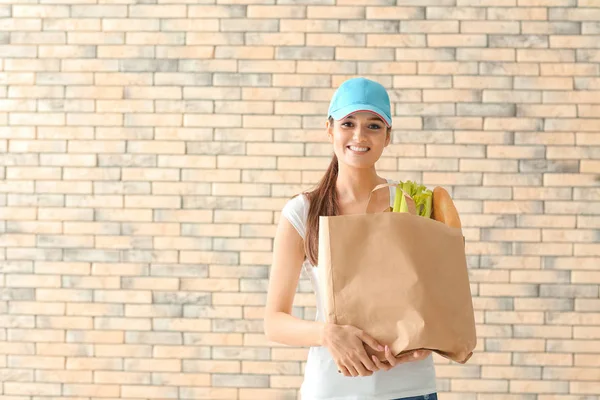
[346,115,382,122]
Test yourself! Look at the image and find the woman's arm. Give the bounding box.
[263,215,326,347]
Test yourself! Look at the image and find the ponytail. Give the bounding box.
[303,151,339,266]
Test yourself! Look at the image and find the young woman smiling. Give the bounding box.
[264,77,438,400]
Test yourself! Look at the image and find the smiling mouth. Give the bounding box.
[347,145,370,153]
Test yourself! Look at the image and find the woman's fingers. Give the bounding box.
[339,348,433,376]
[395,350,418,364]
[338,364,350,377]
[394,349,432,365]
[364,349,432,374]
[358,330,385,353]
[372,355,391,371]
[384,345,397,367]
[413,349,432,361]
[348,364,360,377]
[350,358,372,377]
[358,349,379,372]
[339,356,379,377]
[339,360,359,377]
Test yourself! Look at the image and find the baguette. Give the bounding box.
[432,186,461,228]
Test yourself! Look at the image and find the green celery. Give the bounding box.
[423,194,432,218]
[391,179,433,218]
[393,181,403,213]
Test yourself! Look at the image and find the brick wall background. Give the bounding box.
[1,1,600,399]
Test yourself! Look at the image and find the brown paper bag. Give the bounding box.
[318,183,477,364]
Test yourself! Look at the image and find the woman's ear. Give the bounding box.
[326,120,333,143]
[385,129,392,147]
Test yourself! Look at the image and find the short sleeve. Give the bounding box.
[281,194,309,240]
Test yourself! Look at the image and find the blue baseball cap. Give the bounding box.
[328,77,392,127]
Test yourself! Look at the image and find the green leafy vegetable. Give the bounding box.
[392,180,433,218]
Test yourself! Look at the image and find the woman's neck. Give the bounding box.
[335,166,387,204]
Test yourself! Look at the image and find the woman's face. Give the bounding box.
[327,111,391,169]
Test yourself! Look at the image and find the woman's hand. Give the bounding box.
[371,345,432,372]
[322,323,385,377]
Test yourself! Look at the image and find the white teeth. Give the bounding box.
[349,146,369,152]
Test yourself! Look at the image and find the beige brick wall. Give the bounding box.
[0,1,599,399]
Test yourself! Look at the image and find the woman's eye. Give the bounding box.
[342,122,381,130]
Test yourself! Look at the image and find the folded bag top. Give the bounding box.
[318,182,476,364]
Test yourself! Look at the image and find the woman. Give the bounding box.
[264,77,438,400]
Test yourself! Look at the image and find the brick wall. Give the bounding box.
[1,1,599,399]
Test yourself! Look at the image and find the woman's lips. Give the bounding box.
[347,145,370,155]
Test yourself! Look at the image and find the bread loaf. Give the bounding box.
[432,186,461,229]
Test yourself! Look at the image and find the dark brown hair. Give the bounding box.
[299,116,390,266]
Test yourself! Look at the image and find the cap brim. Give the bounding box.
[330,104,391,127]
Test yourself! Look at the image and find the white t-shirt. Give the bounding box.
[281,178,437,400]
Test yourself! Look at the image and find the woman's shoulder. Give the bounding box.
[281,193,310,239]
[282,193,309,220]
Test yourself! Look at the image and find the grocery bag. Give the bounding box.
[318,183,476,364]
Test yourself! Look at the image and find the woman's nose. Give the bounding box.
[352,125,367,141]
